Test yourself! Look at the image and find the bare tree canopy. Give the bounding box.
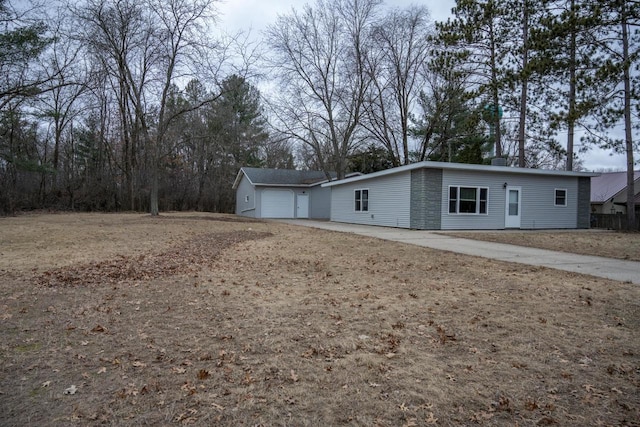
[363,5,432,166]
[266,0,381,179]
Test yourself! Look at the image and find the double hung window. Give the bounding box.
[555,189,567,206]
[355,189,369,212]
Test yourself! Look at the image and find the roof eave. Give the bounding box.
[231,168,250,190]
[254,182,322,188]
[322,161,599,188]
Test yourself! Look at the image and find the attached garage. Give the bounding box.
[261,189,294,218]
[232,167,342,219]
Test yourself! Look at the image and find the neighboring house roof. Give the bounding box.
[232,167,336,189]
[590,170,640,203]
[321,161,599,188]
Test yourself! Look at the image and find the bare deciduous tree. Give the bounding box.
[267,0,381,179]
[363,5,432,166]
[75,0,221,215]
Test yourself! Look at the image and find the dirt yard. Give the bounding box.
[1,213,638,426]
[445,230,640,262]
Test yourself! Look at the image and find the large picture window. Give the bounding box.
[448,186,488,214]
[355,189,369,212]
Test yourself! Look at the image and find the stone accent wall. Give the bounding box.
[577,177,591,228]
[410,169,442,229]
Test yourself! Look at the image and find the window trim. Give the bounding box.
[448,185,489,215]
[554,188,567,207]
[354,188,369,212]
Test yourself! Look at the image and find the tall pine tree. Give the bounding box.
[436,0,512,159]
[529,0,607,171]
[587,0,639,229]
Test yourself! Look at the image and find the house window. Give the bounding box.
[355,189,369,212]
[555,189,567,206]
[448,186,488,214]
[245,195,249,203]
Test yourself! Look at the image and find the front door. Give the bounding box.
[505,186,521,228]
[297,194,309,219]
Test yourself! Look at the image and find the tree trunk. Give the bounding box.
[621,11,636,230]
[518,0,529,168]
[150,172,159,215]
[566,0,577,171]
[150,137,159,216]
[493,86,502,158]
[489,21,502,158]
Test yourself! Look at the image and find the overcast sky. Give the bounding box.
[215,0,630,172]
[216,0,457,31]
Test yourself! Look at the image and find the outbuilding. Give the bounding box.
[321,161,597,230]
[232,167,335,219]
[590,170,640,215]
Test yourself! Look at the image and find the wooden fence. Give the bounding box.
[590,213,640,231]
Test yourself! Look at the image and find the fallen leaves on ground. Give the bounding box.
[37,231,271,287]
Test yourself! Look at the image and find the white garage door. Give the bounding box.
[261,189,295,218]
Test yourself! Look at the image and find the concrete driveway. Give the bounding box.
[279,220,640,285]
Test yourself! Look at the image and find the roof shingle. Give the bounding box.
[240,167,334,186]
[590,170,640,203]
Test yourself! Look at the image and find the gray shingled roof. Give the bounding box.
[591,170,640,203]
[240,167,335,186]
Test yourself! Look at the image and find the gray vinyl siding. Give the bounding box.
[235,176,257,217]
[330,172,411,228]
[441,170,580,230]
[309,186,331,219]
[520,176,579,229]
[440,170,505,230]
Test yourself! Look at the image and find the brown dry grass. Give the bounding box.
[444,230,640,262]
[1,213,639,426]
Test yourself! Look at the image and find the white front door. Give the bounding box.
[296,194,309,218]
[505,186,521,228]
